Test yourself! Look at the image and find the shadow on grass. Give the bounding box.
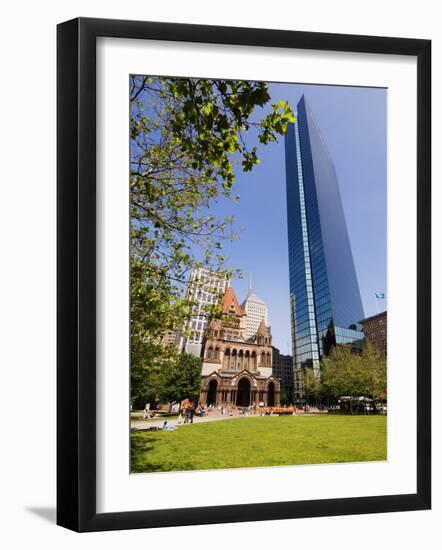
[131,432,165,472]
[131,461,197,473]
[131,433,155,452]
[130,431,197,473]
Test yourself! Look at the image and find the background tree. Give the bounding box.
[358,342,387,398]
[130,76,295,403]
[280,391,292,406]
[157,353,202,409]
[302,367,321,403]
[320,343,387,402]
[131,340,176,407]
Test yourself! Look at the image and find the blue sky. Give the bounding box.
[210,83,387,354]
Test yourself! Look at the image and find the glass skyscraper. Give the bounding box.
[285,95,365,387]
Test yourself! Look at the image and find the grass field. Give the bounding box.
[130,415,387,473]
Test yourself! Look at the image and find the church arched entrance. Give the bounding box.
[267,382,275,407]
[207,380,218,406]
[236,378,251,407]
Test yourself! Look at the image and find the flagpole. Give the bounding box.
[374,293,385,314]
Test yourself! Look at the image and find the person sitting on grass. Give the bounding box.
[162,421,176,431]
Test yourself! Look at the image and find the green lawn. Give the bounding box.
[131,415,387,473]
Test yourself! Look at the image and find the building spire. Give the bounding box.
[221,287,246,317]
[249,271,253,294]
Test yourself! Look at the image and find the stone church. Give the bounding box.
[199,286,280,408]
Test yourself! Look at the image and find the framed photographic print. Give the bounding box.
[57,17,431,532]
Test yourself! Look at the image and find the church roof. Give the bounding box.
[221,287,246,317]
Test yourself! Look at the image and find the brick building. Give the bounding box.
[199,286,280,408]
[272,347,294,402]
[359,311,387,356]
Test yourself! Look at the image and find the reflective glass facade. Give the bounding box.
[285,96,365,375]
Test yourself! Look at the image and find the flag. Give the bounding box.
[375,292,385,299]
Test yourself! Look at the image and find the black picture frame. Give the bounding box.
[57,17,431,532]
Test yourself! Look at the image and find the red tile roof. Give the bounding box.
[220,287,246,316]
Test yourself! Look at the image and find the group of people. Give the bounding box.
[205,404,234,416]
[182,405,195,424]
[142,403,157,419]
[177,400,201,424]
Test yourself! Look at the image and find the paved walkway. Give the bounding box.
[132,412,244,430]
[131,411,305,431]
